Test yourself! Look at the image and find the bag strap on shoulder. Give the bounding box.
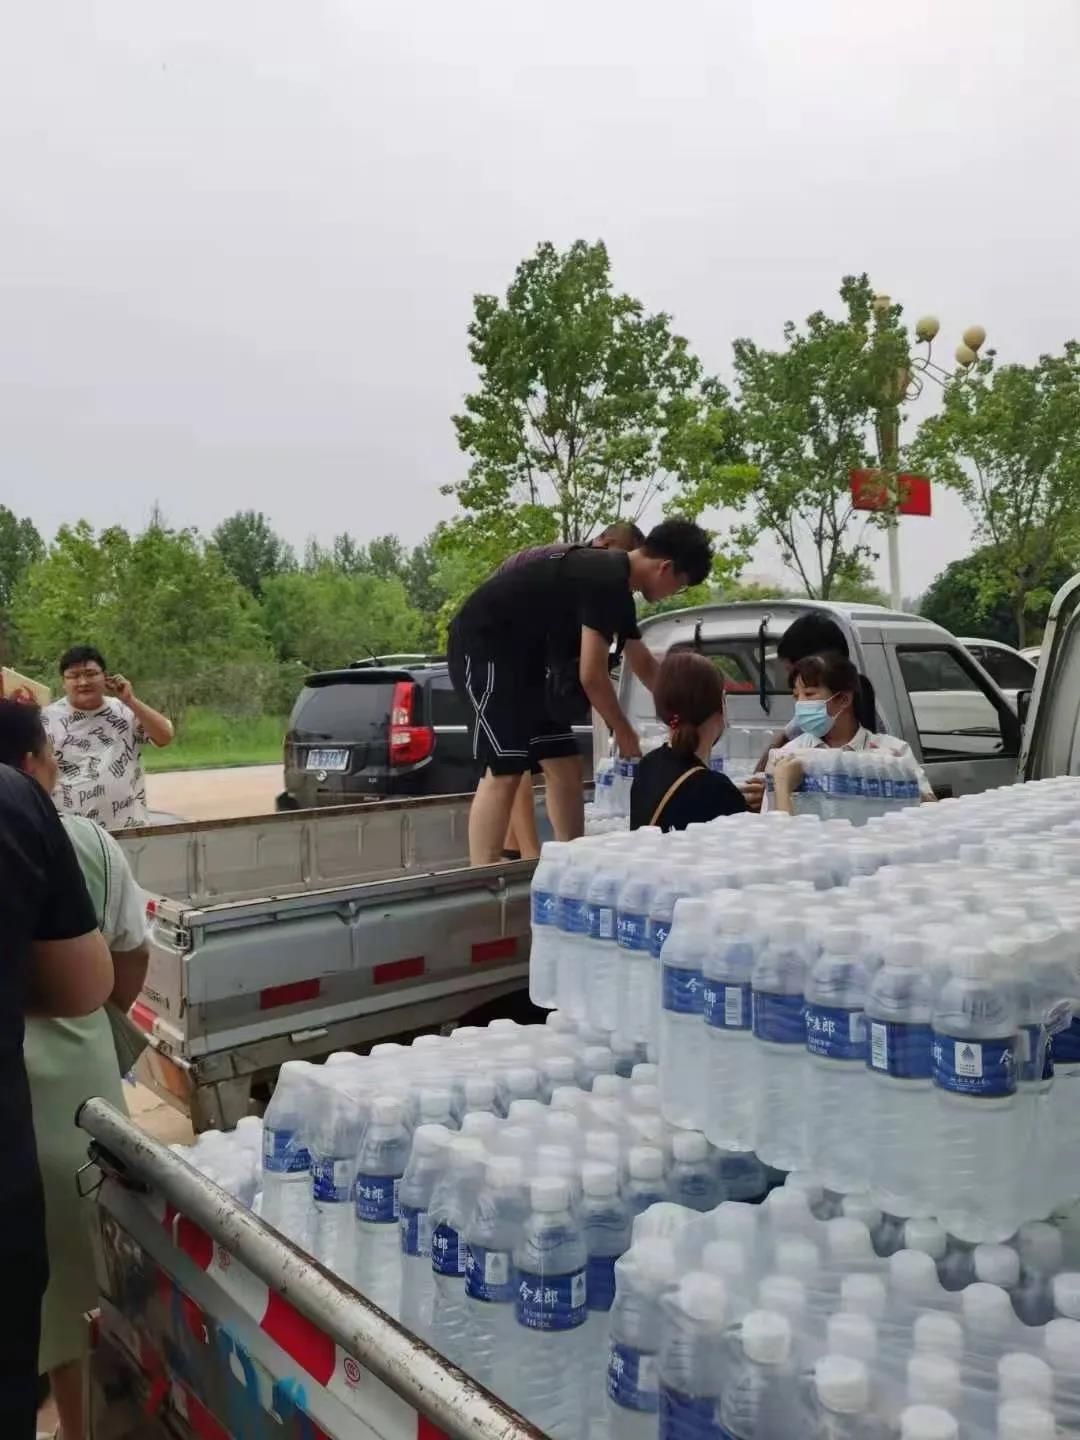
[649,765,703,828]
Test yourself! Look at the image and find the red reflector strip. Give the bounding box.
[145,896,158,918]
[259,979,321,1010]
[175,1216,214,1271]
[373,956,425,985]
[130,1001,156,1032]
[262,1291,336,1385]
[418,1420,453,1440]
[471,936,518,965]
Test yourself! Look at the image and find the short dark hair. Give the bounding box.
[0,700,48,770]
[653,651,726,758]
[59,644,107,676]
[776,613,850,665]
[641,519,712,587]
[597,520,646,550]
[792,652,860,698]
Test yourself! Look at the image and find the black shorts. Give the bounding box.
[448,634,580,777]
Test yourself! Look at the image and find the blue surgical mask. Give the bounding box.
[794,697,836,739]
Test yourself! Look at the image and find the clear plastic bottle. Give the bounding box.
[607,1240,679,1440]
[625,1146,668,1219]
[261,1059,318,1248]
[1014,1222,1064,1327]
[997,1401,1055,1440]
[804,924,869,1194]
[556,846,597,1021]
[585,844,628,1029]
[429,1136,486,1368]
[898,1407,957,1440]
[1043,1317,1080,1435]
[398,1122,451,1339]
[530,841,571,1008]
[657,1273,728,1440]
[718,1310,803,1439]
[581,1160,631,1419]
[310,1077,367,1277]
[461,1074,498,1118]
[354,1094,411,1315]
[751,918,811,1172]
[658,898,710,1132]
[668,1132,721,1213]
[464,1154,528,1395]
[702,896,757,1154]
[513,1175,590,1440]
[813,1354,877,1439]
[617,862,660,1047]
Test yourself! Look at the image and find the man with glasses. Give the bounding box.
[43,646,174,831]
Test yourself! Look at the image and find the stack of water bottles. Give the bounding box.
[532,777,1080,1245]
[779,744,924,821]
[606,1183,1080,1440]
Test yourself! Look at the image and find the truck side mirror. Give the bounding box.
[1017,689,1033,725]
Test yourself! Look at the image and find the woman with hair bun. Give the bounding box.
[629,651,748,831]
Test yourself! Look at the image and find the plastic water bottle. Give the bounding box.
[864,937,934,1219]
[658,898,710,1132]
[898,1407,958,1440]
[582,1160,632,1417]
[531,841,571,1007]
[607,1240,679,1440]
[585,842,627,1029]
[310,1077,366,1277]
[752,918,810,1172]
[464,1154,527,1394]
[812,1354,876,1439]
[513,1175,589,1440]
[626,1146,668,1218]
[1015,1222,1064,1326]
[1043,1317,1080,1435]
[803,925,869,1194]
[657,1273,728,1440]
[668,1132,721,1212]
[429,1136,486,1368]
[718,1310,802,1438]
[557,845,596,1021]
[702,896,757,1153]
[931,947,1021,1242]
[997,1401,1056,1440]
[617,862,659,1047]
[261,1060,317,1247]
[398,1123,451,1338]
[354,1094,411,1314]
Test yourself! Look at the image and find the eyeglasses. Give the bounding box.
[63,668,104,681]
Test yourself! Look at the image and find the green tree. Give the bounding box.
[212,510,295,597]
[449,238,735,547]
[0,507,45,662]
[911,344,1080,646]
[260,570,423,672]
[919,541,1075,646]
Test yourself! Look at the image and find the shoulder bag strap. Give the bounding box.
[648,765,703,828]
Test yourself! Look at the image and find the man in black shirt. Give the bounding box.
[0,764,114,1437]
[448,519,713,863]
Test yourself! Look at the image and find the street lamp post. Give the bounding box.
[870,297,986,608]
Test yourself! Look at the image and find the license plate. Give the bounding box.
[306,748,349,772]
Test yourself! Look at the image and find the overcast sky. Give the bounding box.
[2,0,1079,598]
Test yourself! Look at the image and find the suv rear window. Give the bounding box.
[289,681,396,738]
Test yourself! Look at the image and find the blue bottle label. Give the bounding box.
[354,1173,401,1224]
[432,1223,464,1276]
[608,1342,659,1412]
[312,1154,353,1203]
[587,1254,617,1312]
[515,1268,587,1331]
[703,980,751,1031]
[262,1126,310,1175]
[1053,1016,1080,1065]
[465,1245,516,1303]
[617,911,649,952]
[867,1020,932,1079]
[589,903,615,942]
[650,918,672,960]
[660,1384,719,1440]
[752,991,805,1045]
[662,964,704,1016]
[400,1204,432,1257]
[559,896,590,935]
[805,1003,867,1062]
[532,888,558,929]
[931,1032,1019,1098]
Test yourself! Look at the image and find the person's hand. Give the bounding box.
[740,775,766,813]
[771,754,803,796]
[106,673,135,706]
[613,721,642,760]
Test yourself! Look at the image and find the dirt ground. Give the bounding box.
[145,763,282,822]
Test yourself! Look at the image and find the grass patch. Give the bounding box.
[144,708,286,772]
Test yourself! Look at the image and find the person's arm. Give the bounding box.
[28,933,114,1017]
[99,828,151,1009]
[622,638,660,694]
[580,626,640,758]
[108,674,174,747]
[109,945,150,1012]
[770,754,804,816]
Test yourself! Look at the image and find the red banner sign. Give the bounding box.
[850,470,931,517]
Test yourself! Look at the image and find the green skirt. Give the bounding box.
[24,1010,125,1373]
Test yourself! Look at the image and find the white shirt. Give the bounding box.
[60,814,149,950]
[44,696,149,831]
[776,724,936,800]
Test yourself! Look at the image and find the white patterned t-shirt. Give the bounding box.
[44,697,149,831]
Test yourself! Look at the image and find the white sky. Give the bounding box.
[2,0,1079,597]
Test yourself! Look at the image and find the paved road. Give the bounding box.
[146,763,282,822]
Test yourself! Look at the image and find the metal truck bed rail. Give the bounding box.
[79,1097,541,1440]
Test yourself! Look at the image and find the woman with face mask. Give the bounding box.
[770,652,934,813]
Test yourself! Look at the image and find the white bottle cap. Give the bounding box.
[702,1241,747,1281]
[412,1123,452,1154]
[418,1088,454,1118]
[629,1086,661,1114]
[631,1239,678,1288]
[998,1351,1054,1406]
[899,1405,958,1440]
[903,1218,947,1260]
[840,1273,887,1320]
[488,1017,519,1034]
[530,1176,571,1213]
[536,1144,575,1177]
[631,1202,694,1246]
[906,1354,961,1411]
[962,1282,1014,1333]
[1018,1221,1064,1273]
[890,1248,940,1299]
[741,1310,791,1365]
[710,1203,759,1247]
[494,1124,530,1155]
[814,1355,869,1415]
[581,1161,619,1198]
[507,1099,546,1124]
[370,1095,403,1124]
[584,1129,621,1165]
[764,1186,813,1229]
[1044,1317,1080,1372]
[1054,1272,1080,1320]
[449,1135,486,1165]
[631,1063,659,1086]
[827,1312,877,1365]
[672,1131,709,1164]
[544,1056,577,1083]
[506,1066,539,1093]
[629,1146,665,1181]
[460,1112,497,1138]
[775,1238,820,1281]
[676,1272,727,1323]
[583,1046,614,1071]
[757,1275,806,1318]
[997,1401,1055,1440]
[592,1074,624,1098]
[784,1173,824,1207]
[912,1312,964,1360]
[549,1086,584,1113]
[464,1076,496,1105]
[841,1193,882,1231]
[828,1217,875,1264]
[974,1243,1021,1288]
[486,1155,524,1189]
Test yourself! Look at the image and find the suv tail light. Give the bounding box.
[389,680,434,765]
